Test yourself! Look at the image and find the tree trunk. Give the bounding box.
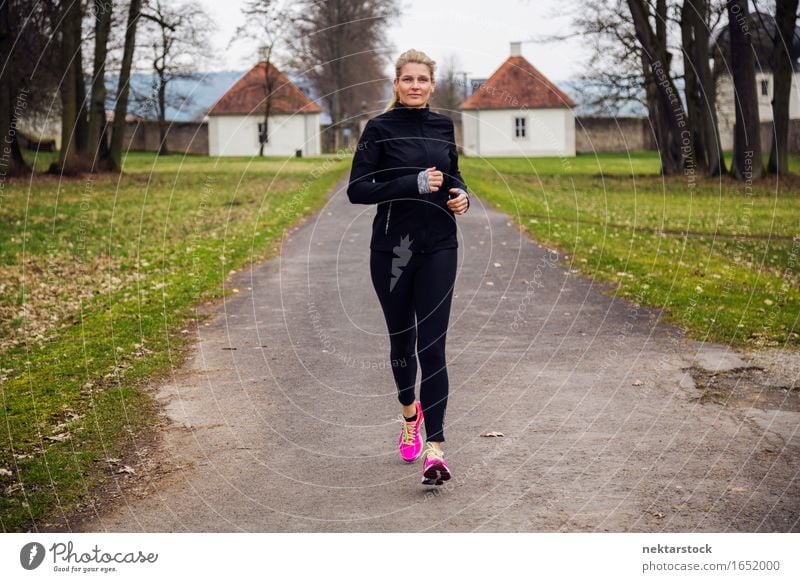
[681,0,706,171]
[640,50,663,154]
[109,0,142,171]
[88,0,113,167]
[767,0,799,175]
[260,59,277,157]
[74,28,89,156]
[0,0,29,176]
[627,0,687,175]
[157,71,168,156]
[696,0,725,176]
[726,0,762,180]
[54,0,83,175]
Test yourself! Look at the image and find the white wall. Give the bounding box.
[461,108,575,157]
[208,112,321,156]
[715,72,800,150]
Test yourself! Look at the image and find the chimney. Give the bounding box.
[510,41,521,57]
[258,44,272,62]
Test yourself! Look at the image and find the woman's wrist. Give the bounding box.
[417,170,431,195]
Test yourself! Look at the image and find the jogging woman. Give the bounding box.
[347,49,470,486]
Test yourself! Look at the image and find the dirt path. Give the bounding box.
[68,175,799,532]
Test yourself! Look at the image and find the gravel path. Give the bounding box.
[73,175,799,532]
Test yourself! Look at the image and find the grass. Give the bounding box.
[2,147,798,531]
[461,151,800,349]
[0,151,349,531]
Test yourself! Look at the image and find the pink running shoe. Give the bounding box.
[398,400,424,462]
[421,442,451,486]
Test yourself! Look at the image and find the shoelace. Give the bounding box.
[398,415,418,446]
[425,444,444,461]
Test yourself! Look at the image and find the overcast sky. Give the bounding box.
[198,0,589,84]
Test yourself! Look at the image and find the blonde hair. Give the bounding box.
[384,49,436,112]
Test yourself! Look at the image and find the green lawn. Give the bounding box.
[461,151,800,349]
[0,151,349,531]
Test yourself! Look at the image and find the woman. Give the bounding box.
[347,49,470,486]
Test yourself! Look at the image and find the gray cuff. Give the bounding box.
[417,170,431,195]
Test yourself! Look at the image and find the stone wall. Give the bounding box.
[121,120,208,155]
[759,119,800,154]
[575,116,657,153]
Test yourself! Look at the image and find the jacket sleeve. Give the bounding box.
[347,120,421,205]
[448,120,470,209]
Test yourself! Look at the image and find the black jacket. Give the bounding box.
[347,101,469,254]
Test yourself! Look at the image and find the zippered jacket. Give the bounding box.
[347,101,470,253]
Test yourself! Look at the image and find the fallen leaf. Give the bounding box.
[117,465,135,474]
[0,468,12,477]
[481,431,505,437]
[4,483,23,494]
[632,379,644,386]
[46,432,71,442]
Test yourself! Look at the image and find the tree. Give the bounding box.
[232,0,294,157]
[726,0,762,180]
[138,0,214,155]
[626,0,689,175]
[681,0,726,175]
[0,0,32,176]
[51,0,87,175]
[431,53,465,121]
[87,0,114,166]
[289,0,400,150]
[766,0,799,175]
[109,0,143,171]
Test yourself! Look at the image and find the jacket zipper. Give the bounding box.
[385,201,392,234]
[419,116,431,252]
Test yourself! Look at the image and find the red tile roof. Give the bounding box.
[208,61,321,115]
[461,55,575,110]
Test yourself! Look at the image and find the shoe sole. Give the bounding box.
[401,447,423,463]
[421,460,451,486]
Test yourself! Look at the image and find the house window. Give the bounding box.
[761,79,769,96]
[514,117,526,138]
[257,122,269,144]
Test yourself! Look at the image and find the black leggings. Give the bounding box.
[369,247,457,443]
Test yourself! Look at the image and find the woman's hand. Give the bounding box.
[447,188,469,215]
[425,166,443,192]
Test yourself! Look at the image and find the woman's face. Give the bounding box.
[394,62,434,108]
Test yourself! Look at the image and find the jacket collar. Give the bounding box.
[392,99,430,119]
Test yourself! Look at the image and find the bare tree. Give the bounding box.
[50,0,87,175]
[230,0,295,157]
[109,0,143,171]
[138,0,214,155]
[626,0,689,175]
[765,0,799,175]
[431,53,464,121]
[0,0,44,175]
[726,0,762,180]
[87,0,114,166]
[289,0,401,150]
[681,0,726,175]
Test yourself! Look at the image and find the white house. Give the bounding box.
[207,61,321,156]
[460,42,576,157]
[712,15,800,151]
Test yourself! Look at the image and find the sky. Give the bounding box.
[197,0,589,85]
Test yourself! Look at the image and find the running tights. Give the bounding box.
[369,247,457,443]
